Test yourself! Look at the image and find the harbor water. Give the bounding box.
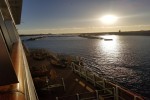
[22,35,150,98]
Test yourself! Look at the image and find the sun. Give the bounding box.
[100,15,118,25]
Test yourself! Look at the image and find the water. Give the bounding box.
[22,35,150,98]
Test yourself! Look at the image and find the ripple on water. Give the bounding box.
[23,36,150,98]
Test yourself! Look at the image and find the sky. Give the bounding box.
[17,0,150,34]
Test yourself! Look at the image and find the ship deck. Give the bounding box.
[27,55,96,100]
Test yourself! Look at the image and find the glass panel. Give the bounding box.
[0,28,18,86]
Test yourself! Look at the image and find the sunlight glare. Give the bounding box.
[100,35,117,40]
[100,15,118,25]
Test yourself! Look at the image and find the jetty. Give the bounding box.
[79,34,103,39]
[26,36,47,41]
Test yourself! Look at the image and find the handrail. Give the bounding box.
[11,39,24,94]
[107,82,144,100]
[21,39,39,100]
[70,62,144,100]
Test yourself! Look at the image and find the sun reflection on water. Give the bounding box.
[100,35,117,40]
[97,35,120,64]
[100,35,118,52]
[96,35,138,83]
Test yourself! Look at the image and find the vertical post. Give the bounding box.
[93,74,96,87]
[103,79,106,93]
[46,77,49,90]
[79,66,81,77]
[73,63,75,72]
[62,78,66,91]
[85,70,88,81]
[115,86,119,100]
[95,90,99,100]
[71,62,73,71]
[113,87,116,100]
[76,93,80,100]
[103,79,105,88]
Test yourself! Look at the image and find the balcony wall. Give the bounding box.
[0,39,38,100]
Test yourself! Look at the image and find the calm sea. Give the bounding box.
[22,35,150,98]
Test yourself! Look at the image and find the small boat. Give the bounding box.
[104,38,113,41]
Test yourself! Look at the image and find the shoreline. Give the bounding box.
[20,31,150,42]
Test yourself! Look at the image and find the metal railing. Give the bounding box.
[21,40,39,100]
[56,88,115,100]
[69,62,144,100]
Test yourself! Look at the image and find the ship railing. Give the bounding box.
[71,62,106,88]
[70,62,144,100]
[20,39,39,100]
[56,88,115,100]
